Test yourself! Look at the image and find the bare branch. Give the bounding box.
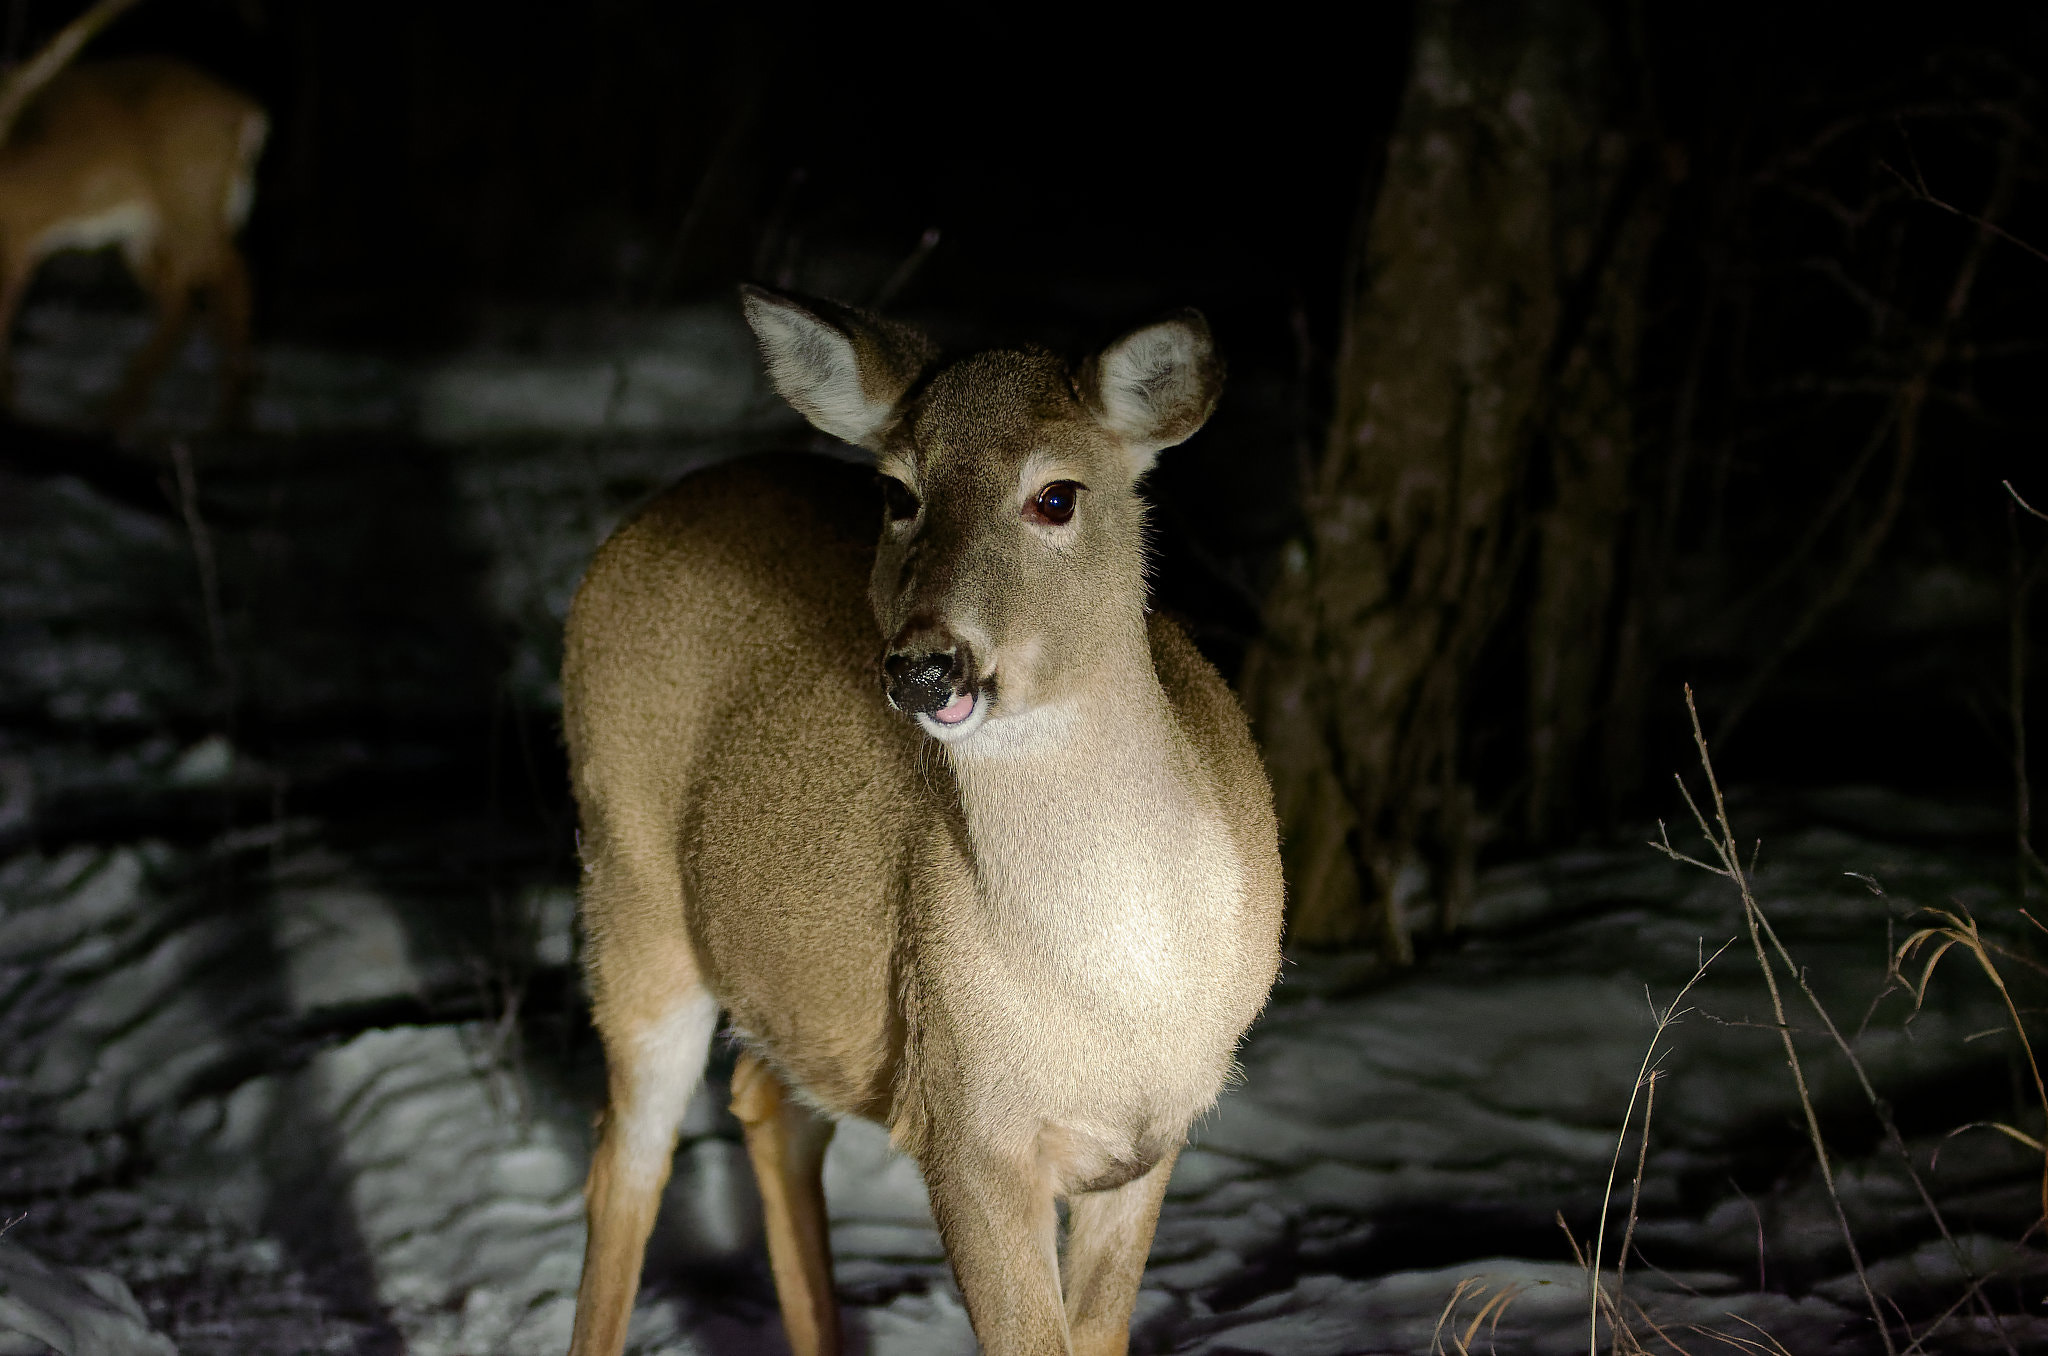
[0,0,144,146]
[1716,127,2021,747]
[1674,686,1900,1354]
[1880,159,2048,271]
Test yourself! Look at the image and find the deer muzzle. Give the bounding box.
[883,631,981,725]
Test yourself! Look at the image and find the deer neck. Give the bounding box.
[941,619,1240,993]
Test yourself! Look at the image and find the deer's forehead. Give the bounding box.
[899,353,1109,487]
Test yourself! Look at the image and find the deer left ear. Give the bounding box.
[741,284,937,448]
[1079,310,1224,477]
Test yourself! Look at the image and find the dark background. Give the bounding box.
[7,0,2047,852]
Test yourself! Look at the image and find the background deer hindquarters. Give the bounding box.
[0,55,266,431]
[561,285,1283,1356]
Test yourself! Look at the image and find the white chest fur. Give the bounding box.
[944,700,1247,1131]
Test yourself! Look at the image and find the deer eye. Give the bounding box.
[880,476,920,523]
[1028,480,1081,526]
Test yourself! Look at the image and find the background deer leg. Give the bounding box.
[1062,1148,1179,1356]
[0,258,33,411]
[108,267,193,433]
[569,986,719,1356]
[729,1052,842,1356]
[922,1145,1067,1356]
[207,247,254,429]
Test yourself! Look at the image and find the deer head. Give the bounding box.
[741,285,1223,746]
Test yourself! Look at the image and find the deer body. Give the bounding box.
[564,291,1283,1356]
[0,56,265,426]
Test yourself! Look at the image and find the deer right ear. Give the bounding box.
[741,285,935,448]
[1079,310,1224,479]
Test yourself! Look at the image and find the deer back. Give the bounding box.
[0,58,264,273]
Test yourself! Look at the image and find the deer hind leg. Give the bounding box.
[108,262,195,434]
[0,256,36,412]
[569,987,719,1356]
[729,1052,843,1356]
[206,246,254,430]
[1062,1147,1180,1356]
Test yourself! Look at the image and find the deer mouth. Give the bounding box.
[930,690,977,725]
[882,638,996,740]
[916,683,991,741]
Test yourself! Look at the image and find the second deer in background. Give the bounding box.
[0,0,266,432]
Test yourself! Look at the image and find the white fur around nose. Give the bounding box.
[741,296,894,446]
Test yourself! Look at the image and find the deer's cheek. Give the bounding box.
[1003,635,1045,688]
[869,557,910,631]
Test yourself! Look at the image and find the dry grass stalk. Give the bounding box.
[1651,685,1898,1356]
[1733,877,2019,1354]
[1431,1276,1529,1356]
[1559,1212,1691,1355]
[1892,906,2048,1223]
[1589,941,1732,1356]
[1682,1314,1795,1356]
[1616,1069,1656,1306]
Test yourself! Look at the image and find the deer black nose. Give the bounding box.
[884,648,958,715]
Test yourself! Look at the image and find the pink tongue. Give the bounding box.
[933,691,976,724]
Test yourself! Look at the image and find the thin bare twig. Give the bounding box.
[1656,686,1898,1355]
[1879,156,2048,271]
[2008,493,2048,896]
[873,226,942,311]
[2009,481,2048,525]
[1727,1178,1767,1294]
[1716,129,2019,747]
[1615,1070,1657,1331]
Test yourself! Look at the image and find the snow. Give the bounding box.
[3,812,2030,1353]
[0,1238,175,1356]
[3,299,2043,1354]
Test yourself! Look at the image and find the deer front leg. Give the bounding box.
[729,1052,842,1356]
[1062,1147,1179,1356]
[569,989,719,1356]
[922,1143,1068,1356]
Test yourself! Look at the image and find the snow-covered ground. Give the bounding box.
[3,301,2044,1354]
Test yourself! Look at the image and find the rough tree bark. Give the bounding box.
[1242,0,1660,950]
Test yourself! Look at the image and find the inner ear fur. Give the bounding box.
[740,284,938,448]
[1078,309,1225,476]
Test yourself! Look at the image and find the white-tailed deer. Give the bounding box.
[0,0,266,429]
[561,287,1284,1356]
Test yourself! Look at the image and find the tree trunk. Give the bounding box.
[1242,0,1659,950]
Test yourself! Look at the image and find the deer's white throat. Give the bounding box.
[946,681,1242,1003]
